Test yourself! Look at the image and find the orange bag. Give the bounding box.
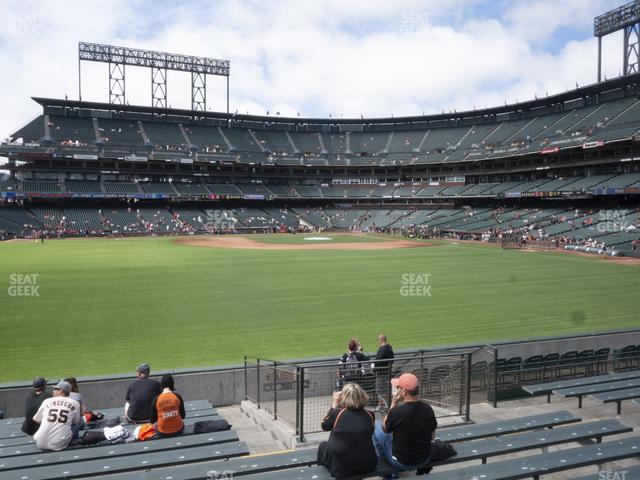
[136,423,157,441]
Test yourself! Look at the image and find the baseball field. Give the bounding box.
[1,233,639,382]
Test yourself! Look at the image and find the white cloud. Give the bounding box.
[0,0,629,138]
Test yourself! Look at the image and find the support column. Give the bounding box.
[109,62,125,105]
[192,72,206,112]
[597,35,602,82]
[624,23,640,75]
[151,67,167,109]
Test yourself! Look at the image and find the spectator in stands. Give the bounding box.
[373,373,437,477]
[125,364,161,424]
[149,374,186,437]
[317,383,377,479]
[64,377,86,415]
[338,338,368,388]
[32,381,82,451]
[374,334,394,412]
[21,377,51,436]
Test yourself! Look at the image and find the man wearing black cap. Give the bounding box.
[125,364,161,424]
[21,377,51,436]
[32,380,81,451]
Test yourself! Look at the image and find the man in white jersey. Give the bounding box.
[32,380,81,451]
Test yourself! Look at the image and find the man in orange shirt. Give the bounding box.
[149,374,186,437]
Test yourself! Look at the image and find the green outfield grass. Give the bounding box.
[247,233,390,244]
[0,235,639,382]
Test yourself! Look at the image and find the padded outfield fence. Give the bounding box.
[245,351,490,442]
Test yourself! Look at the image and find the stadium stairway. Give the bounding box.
[218,405,288,453]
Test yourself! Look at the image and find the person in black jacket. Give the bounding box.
[125,364,161,423]
[374,334,394,412]
[337,338,368,388]
[21,377,50,436]
[317,383,377,479]
[373,373,437,477]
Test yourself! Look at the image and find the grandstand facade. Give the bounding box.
[1,74,639,252]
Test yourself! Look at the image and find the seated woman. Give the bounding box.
[317,383,377,479]
[64,377,86,416]
[149,374,186,437]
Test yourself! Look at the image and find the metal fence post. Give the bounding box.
[465,352,472,422]
[458,354,465,415]
[298,366,305,443]
[273,361,278,421]
[386,364,392,410]
[493,348,499,408]
[256,358,261,409]
[244,356,248,401]
[295,366,300,439]
[420,355,425,390]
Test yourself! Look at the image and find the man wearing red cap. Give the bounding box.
[373,372,437,476]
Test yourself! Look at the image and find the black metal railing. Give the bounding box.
[245,352,475,442]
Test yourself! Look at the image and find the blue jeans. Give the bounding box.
[373,421,431,478]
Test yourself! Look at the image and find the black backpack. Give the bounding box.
[344,352,360,376]
[193,419,232,434]
[430,439,457,461]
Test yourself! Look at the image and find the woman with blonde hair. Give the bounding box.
[317,383,377,479]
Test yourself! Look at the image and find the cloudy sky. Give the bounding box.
[0,0,630,138]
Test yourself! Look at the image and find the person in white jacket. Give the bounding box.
[32,380,81,451]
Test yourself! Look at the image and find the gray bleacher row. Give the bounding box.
[4,172,640,197]
[525,369,640,414]
[80,410,639,480]
[11,95,640,164]
[237,436,640,479]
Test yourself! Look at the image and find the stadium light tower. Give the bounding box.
[78,42,231,112]
[594,0,640,82]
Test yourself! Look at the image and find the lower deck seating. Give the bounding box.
[94,411,636,480]
[0,399,249,480]
[1,206,638,252]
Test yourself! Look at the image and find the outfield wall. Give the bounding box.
[0,328,639,417]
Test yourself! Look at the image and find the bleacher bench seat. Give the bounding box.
[6,441,249,479]
[523,370,640,402]
[0,430,238,471]
[553,377,640,408]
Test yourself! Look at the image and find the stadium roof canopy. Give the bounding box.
[32,73,640,129]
